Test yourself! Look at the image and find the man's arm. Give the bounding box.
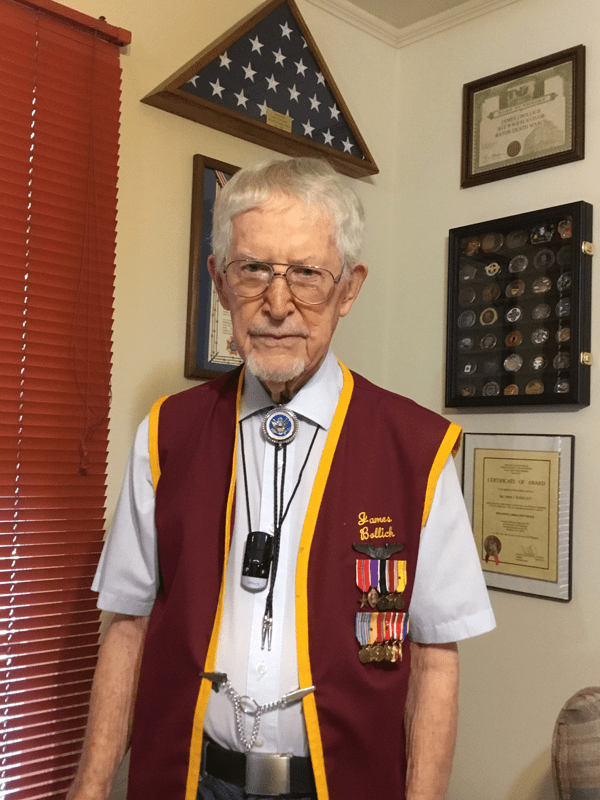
[405,640,459,800]
[66,612,149,800]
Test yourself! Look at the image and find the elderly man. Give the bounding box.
[68,157,495,800]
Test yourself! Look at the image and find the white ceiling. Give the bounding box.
[343,0,473,29]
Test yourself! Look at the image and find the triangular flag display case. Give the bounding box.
[141,0,378,178]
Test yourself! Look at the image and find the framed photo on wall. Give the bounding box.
[184,154,243,380]
[462,432,574,601]
[461,45,585,188]
[445,201,593,408]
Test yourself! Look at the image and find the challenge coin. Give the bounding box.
[480,334,497,350]
[532,276,552,294]
[532,303,551,320]
[531,327,550,345]
[525,380,544,394]
[482,382,500,396]
[506,280,525,298]
[505,306,523,323]
[458,310,476,328]
[533,249,555,269]
[480,307,498,326]
[509,254,528,273]
[481,232,504,253]
[506,229,528,249]
[557,272,572,291]
[504,354,523,372]
[505,331,522,347]
[530,355,548,371]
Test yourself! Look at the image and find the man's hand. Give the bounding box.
[66,613,149,800]
[405,640,459,800]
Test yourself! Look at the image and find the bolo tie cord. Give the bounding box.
[238,416,319,650]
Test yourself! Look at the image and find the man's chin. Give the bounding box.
[245,353,307,385]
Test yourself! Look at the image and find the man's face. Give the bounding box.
[209,193,367,398]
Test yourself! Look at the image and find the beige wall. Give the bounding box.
[68,0,599,797]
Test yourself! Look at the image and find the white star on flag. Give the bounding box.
[273,48,286,66]
[234,90,248,108]
[179,5,367,162]
[266,74,279,92]
[295,58,307,77]
[210,78,225,98]
[242,63,257,82]
[249,36,263,54]
[302,120,315,137]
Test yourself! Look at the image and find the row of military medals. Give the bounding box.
[355,558,409,663]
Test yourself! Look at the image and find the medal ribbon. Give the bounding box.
[384,612,393,641]
[396,561,407,593]
[355,613,370,646]
[356,560,370,592]
[379,560,388,595]
[387,560,398,595]
[369,559,379,591]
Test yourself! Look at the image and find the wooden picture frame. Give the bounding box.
[184,154,243,380]
[461,45,585,188]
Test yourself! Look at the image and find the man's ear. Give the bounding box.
[208,254,231,311]
[339,264,368,318]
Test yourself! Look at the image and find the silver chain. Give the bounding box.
[220,678,315,752]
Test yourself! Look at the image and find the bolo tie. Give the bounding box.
[239,407,319,650]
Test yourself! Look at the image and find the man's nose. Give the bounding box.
[264,272,295,316]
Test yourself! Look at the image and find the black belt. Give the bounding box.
[203,736,316,797]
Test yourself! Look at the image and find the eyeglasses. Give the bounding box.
[223,260,342,305]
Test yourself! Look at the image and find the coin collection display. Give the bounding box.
[446,202,592,408]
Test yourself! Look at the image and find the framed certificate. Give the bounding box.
[445,201,593,408]
[462,432,574,601]
[461,45,585,188]
[184,154,244,379]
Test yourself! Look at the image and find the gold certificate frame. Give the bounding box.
[462,432,573,601]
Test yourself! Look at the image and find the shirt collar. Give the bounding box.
[239,350,343,431]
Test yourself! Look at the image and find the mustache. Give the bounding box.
[248,324,309,337]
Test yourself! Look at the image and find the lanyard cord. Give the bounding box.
[238,413,319,650]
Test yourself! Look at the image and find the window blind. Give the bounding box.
[0,2,128,796]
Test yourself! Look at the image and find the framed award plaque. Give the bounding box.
[462,432,574,601]
[445,201,593,408]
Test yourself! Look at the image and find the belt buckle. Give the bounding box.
[245,752,291,796]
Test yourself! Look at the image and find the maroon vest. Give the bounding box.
[127,365,460,800]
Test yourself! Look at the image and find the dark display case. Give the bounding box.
[446,202,593,408]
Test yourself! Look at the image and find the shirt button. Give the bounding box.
[255,738,264,747]
[258,662,267,675]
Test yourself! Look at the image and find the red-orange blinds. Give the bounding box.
[0,1,123,796]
